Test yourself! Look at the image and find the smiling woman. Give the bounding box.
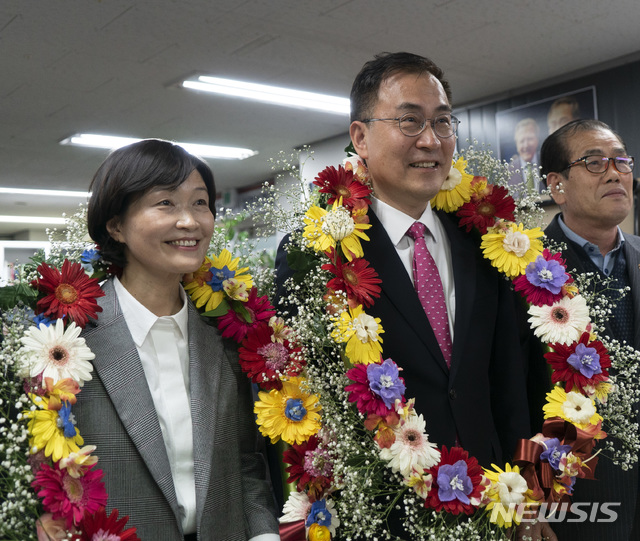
[72,139,280,539]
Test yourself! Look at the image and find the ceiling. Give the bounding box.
[2,0,639,238]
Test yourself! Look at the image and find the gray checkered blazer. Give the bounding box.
[75,279,279,540]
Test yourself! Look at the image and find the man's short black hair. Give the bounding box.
[350,52,452,123]
[540,119,626,180]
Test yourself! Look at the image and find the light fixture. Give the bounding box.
[0,215,67,225]
[59,134,258,160]
[182,76,350,115]
[0,187,89,198]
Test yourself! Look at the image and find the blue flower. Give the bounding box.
[525,256,568,294]
[305,499,332,527]
[33,313,60,327]
[436,459,473,504]
[567,343,602,378]
[206,265,235,291]
[284,398,307,421]
[539,438,572,470]
[80,248,101,266]
[367,358,405,408]
[57,402,77,438]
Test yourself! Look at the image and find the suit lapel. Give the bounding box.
[187,303,222,528]
[365,210,449,375]
[86,279,181,523]
[438,211,477,382]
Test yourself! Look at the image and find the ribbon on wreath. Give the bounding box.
[513,417,602,504]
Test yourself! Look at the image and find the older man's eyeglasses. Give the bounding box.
[565,155,635,174]
[361,112,460,138]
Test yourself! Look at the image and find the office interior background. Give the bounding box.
[2,0,640,283]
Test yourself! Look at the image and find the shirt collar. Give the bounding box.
[557,214,625,254]
[113,277,189,348]
[371,197,442,247]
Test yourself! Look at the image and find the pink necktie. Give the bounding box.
[407,222,453,367]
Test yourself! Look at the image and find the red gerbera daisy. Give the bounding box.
[313,165,372,209]
[282,434,333,500]
[72,507,140,541]
[322,249,381,308]
[545,331,611,393]
[217,288,276,343]
[457,184,515,234]
[424,446,484,515]
[32,463,108,529]
[33,260,105,328]
[238,322,304,390]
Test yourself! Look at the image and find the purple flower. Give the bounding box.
[436,459,473,504]
[367,358,405,408]
[539,438,572,470]
[525,256,568,294]
[305,499,332,527]
[567,343,602,378]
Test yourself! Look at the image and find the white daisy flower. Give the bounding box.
[379,412,440,477]
[280,491,311,523]
[527,294,590,345]
[562,391,596,425]
[495,471,528,505]
[19,319,94,386]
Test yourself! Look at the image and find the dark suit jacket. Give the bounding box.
[75,279,279,541]
[545,213,640,541]
[276,209,532,468]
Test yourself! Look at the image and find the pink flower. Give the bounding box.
[345,359,405,417]
[217,288,276,343]
[32,463,108,529]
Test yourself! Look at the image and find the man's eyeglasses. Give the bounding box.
[564,155,635,174]
[361,112,460,138]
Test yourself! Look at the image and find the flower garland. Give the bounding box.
[235,148,639,540]
[1,145,639,540]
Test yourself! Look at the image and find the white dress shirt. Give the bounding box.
[114,278,198,533]
[371,197,456,339]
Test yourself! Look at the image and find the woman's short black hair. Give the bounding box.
[87,139,216,268]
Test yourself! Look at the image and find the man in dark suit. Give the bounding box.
[542,119,640,540]
[276,52,551,538]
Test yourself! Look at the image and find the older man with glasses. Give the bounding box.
[543,118,640,540]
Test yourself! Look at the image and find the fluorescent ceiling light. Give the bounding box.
[0,215,67,225]
[182,76,350,115]
[0,187,89,198]
[59,134,258,160]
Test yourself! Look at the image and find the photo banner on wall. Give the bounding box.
[496,86,597,199]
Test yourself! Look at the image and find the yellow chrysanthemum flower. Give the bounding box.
[331,305,384,365]
[24,394,83,462]
[481,221,544,278]
[543,387,602,429]
[183,249,253,312]
[431,157,473,212]
[302,198,371,261]
[484,463,537,528]
[254,376,321,445]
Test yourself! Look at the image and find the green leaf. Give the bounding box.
[234,302,253,323]
[287,248,319,283]
[200,298,230,318]
[0,283,38,311]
